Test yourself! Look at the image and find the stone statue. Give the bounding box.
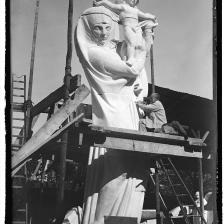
[74,4,157,224]
[93,0,157,66]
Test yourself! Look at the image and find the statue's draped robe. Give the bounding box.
[75,6,154,224]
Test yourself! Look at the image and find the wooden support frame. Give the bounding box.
[77,125,206,158]
[12,84,89,174]
[30,74,81,118]
[76,123,207,223]
[12,112,85,176]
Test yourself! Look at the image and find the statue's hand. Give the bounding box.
[152,15,157,23]
[93,0,101,6]
[135,37,147,56]
[93,0,107,6]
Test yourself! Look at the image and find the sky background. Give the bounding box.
[11,0,213,108]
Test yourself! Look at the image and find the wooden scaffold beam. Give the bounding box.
[25,0,40,140]
[56,0,75,223]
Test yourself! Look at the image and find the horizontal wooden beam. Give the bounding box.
[75,124,205,158]
[89,125,206,147]
[92,136,203,158]
[141,210,165,221]
[30,74,81,117]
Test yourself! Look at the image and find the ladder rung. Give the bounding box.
[16,209,26,212]
[184,205,194,207]
[168,173,176,176]
[171,214,202,219]
[186,215,202,217]
[12,103,24,111]
[176,194,188,197]
[13,80,24,83]
[12,222,26,224]
[66,159,74,163]
[12,144,23,148]
[12,107,24,112]
[12,118,25,121]
[171,183,182,187]
[12,103,24,106]
[171,215,185,219]
[12,126,23,129]
[14,175,26,179]
[12,135,24,138]
[161,162,170,166]
[13,94,25,97]
[13,87,24,90]
[12,186,23,189]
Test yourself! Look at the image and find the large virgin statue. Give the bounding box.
[74,5,156,224]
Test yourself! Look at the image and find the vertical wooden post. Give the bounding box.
[155,161,161,224]
[198,158,204,224]
[56,0,73,223]
[25,0,40,140]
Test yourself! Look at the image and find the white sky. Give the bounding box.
[10,0,213,105]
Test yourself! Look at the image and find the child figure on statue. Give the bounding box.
[94,0,157,66]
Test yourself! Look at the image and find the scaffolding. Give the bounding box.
[10,0,217,224]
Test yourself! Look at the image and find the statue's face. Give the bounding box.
[92,22,112,45]
[124,0,136,7]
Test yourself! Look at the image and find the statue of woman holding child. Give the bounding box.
[74,1,157,223]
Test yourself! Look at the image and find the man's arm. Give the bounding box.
[137,9,156,22]
[136,101,160,112]
[94,0,123,13]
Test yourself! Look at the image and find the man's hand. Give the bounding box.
[138,107,145,117]
[136,101,144,106]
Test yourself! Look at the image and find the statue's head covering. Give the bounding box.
[75,6,119,66]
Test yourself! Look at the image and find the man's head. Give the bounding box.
[149,93,160,103]
[194,191,200,200]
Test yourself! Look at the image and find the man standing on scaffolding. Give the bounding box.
[136,93,167,132]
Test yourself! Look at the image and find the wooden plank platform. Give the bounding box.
[78,124,206,158]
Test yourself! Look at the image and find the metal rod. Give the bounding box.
[155,161,161,224]
[149,173,168,211]
[198,159,204,224]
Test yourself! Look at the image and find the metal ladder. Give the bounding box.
[11,74,28,224]
[149,166,175,224]
[159,157,207,224]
